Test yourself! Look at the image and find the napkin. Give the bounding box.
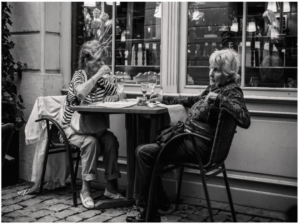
[157,103,189,126]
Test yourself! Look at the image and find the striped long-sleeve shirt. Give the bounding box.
[61,70,117,126]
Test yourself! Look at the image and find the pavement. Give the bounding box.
[1,180,288,222]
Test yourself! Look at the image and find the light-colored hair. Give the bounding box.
[78,40,105,69]
[209,49,240,83]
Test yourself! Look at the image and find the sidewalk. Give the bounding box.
[2,180,288,222]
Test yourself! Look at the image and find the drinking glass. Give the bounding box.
[148,75,157,94]
[116,77,125,93]
[141,82,148,99]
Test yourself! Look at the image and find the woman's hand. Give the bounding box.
[149,92,163,102]
[97,65,111,76]
[104,95,119,102]
[205,92,218,103]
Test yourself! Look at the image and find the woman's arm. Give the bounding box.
[75,65,111,101]
[161,87,210,108]
[214,86,251,129]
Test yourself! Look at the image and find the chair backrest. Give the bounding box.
[206,108,237,167]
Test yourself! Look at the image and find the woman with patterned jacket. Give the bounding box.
[127,48,251,222]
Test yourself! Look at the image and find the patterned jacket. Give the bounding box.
[162,81,251,133]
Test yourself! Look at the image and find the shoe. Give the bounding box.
[126,208,161,222]
[156,189,170,212]
[104,188,126,199]
[80,191,95,209]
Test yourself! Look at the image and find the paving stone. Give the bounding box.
[48,203,71,212]
[19,203,49,212]
[212,214,230,222]
[18,198,43,207]
[107,214,128,222]
[180,214,208,222]
[37,215,59,222]
[261,211,286,221]
[172,210,189,218]
[1,216,14,222]
[85,214,112,222]
[20,194,36,200]
[1,204,23,214]
[77,209,103,219]
[38,194,59,201]
[195,208,219,216]
[66,215,84,222]
[52,209,77,219]
[57,193,73,200]
[13,216,37,222]
[2,196,25,206]
[68,204,89,213]
[236,214,253,222]
[161,215,182,222]
[31,209,55,219]
[42,198,65,206]
[3,211,24,218]
[101,208,124,217]
[2,192,19,200]
[251,216,272,222]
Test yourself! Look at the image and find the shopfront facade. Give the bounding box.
[10,2,297,212]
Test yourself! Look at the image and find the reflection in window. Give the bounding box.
[82,2,113,66]
[246,2,297,88]
[114,2,161,84]
[186,2,243,86]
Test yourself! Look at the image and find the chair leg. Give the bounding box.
[200,174,214,222]
[74,152,80,179]
[66,149,77,207]
[222,165,237,222]
[175,166,184,211]
[39,148,49,195]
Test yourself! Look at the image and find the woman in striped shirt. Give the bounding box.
[62,40,124,209]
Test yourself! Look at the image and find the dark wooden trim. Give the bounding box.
[71,2,78,76]
[249,110,297,119]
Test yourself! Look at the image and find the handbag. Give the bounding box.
[70,70,109,134]
[156,121,185,147]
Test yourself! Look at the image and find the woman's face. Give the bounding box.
[209,66,227,85]
[86,58,105,74]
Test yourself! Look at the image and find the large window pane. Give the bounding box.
[81,2,113,65]
[246,2,297,88]
[186,2,243,86]
[115,2,161,85]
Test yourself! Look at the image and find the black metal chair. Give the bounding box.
[146,108,238,222]
[2,123,15,167]
[36,117,81,207]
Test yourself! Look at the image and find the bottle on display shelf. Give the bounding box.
[204,42,210,57]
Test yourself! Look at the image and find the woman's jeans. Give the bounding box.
[64,126,121,181]
[133,135,211,202]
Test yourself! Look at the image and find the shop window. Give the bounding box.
[245,2,297,88]
[186,2,297,89]
[72,2,161,86]
[186,2,243,86]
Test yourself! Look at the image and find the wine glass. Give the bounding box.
[148,75,157,95]
[116,77,125,93]
[141,82,148,100]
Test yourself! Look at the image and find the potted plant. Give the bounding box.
[2,2,26,129]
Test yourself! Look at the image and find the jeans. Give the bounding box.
[133,135,211,202]
[64,126,121,181]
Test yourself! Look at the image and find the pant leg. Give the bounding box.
[66,127,101,181]
[98,130,121,180]
[133,143,162,202]
[133,136,211,202]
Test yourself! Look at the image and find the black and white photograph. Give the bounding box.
[1,1,297,222]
